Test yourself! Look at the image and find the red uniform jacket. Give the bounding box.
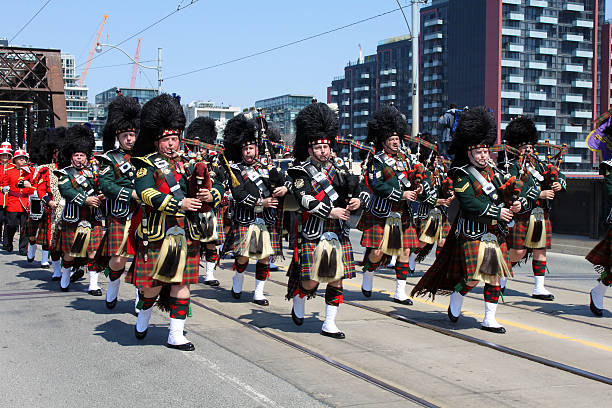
[0,163,15,207]
[33,165,54,204]
[4,166,34,212]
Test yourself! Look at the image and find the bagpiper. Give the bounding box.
[222,114,288,306]
[0,141,13,249]
[55,125,105,294]
[286,102,362,339]
[411,107,520,334]
[501,116,565,301]
[358,105,422,305]
[45,127,67,281]
[2,147,34,255]
[128,94,220,350]
[96,95,141,309]
[183,116,227,286]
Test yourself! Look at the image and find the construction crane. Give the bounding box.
[129,38,141,88]
[78,14,108,87]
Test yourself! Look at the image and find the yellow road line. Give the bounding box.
[342,280,612,353]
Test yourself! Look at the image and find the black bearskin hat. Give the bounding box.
[28,127,50,165]
[102,95,141,152]
[185,116,217,144]
[48,127,66,167]
[59,125,95,167]
[503,116,538,148]
[294,102,338,162]
[449,106,497,167]
[132,94,185,157]
[222,114,257,163]
[367,105,409,152]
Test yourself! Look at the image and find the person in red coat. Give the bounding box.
[2,149,34,254]
[0,142,14,249]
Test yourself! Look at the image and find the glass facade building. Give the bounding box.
[255,94,313,138]
[61,54,89,127]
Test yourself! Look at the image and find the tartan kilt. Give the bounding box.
[126,237,200,288]
[460,234,512,282]
[214,207,226,244]
[100,215,133,257]
[35,212,52,248]
[291,218,356,282]
[230,221,282,257]
[586,227,612,267]
[24,217,41,238]
[507,211,552,250]
[57,220,103,256]
[358,210,419,250]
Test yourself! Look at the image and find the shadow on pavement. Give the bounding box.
[93,318,167,346]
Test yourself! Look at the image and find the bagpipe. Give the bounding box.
[586,107,612,161]
[535,140,566,190]
[488,142,524,209]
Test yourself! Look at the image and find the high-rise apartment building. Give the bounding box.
[61,54,88,127]
[183,101,241,142]
[255,94,313,140]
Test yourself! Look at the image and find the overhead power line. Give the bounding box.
[86,59,157,71]
[76,0,200,69]
[165,6,408,81]
[10,0,53,43]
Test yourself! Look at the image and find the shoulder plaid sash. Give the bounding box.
[305,162,339,203]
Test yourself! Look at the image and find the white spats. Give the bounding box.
[482,302,503,328]
[499,277,507,289]
[591,281,608,310]
[134,288,140,314]
[136,307,153,333]
[204,261,216,282]
[167,317,190,346]
[387,255,397,268]
[51,260,62,279]
[88,271,101,292]
[40,250,49,267]
[106,278,121,303]
[532,276,552,295]
[408,252,417,271]
[449,291,464,318]
[253,279,266,301]
[27,243,37,260]
[292,295,306,319]
[232,271,245,294]
[394,279,409,301]
[361,271,374,292]
[60,266,71,289]
[321,304,340,334]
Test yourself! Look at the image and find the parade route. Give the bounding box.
[2,237,612,408]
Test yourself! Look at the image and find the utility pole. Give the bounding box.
[411,0,419,136]
[157,48,163,94]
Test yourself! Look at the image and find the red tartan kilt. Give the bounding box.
[101,216,134,257]
[586,227,612,267]
[358,210,419,250]
[126,237,200,288]
[507,212,552,249]
[293,218,355,281]
[24,217,40,238]
[58,220,103,255]
[214,207,225,244]
[230,222,282,256]
[461,236,512,282]
[35,212,52,248]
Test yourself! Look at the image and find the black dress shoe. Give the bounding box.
[135,327,148,339]
[19,250,27,256]
[106,297,118,309]
[253,298,269,306]
[167,342,195,351]
[590,292,603,317]
[41,263,50,269]
[481,325,506,334]
[231,288,241,299]
[532,293,555,301]
[321,330,345,339]
[447,306,459,323]
[203,279,220,287]
[27,256,34,263]
[361,287,372,298]
[291,308,304,326]
[6,245,13,252]
[51,276,61,281]
[60,286,69,292]
[88,289,103,296]
[70,269,85,282]
[393,297,413,306]
[500,286,506,295]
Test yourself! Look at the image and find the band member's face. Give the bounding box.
[383,135,400,155]
[309,143,331,163]
[156,135,180,158]
[468,147,490,167]
[71,152,88,168]
[241,143,258,164]
[519,144,533,156]
[117,131,137,151]
[0,153,10,164]
[14,157,27,167]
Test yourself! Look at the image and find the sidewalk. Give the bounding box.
[550,233,599,257]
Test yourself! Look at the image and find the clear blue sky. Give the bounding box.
[3,0,611,109]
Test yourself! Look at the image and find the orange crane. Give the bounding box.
[78,14,108,87]
[129,38,142,88]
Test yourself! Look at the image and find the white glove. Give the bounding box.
[2,186,9,194]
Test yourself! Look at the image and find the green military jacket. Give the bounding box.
[98,148,137,218]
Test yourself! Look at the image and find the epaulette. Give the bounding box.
[448,165,468,178]
[373,151,386,163]
[286,164,308,180]
[131,153,156,169]
[53,167,69,177]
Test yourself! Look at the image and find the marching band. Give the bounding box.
[3,93,609,352]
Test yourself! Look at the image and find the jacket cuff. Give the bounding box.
[72,192,86,206]
[387,188,402,202]
[117,187,132,202]
[480,203,501,219]
[241,194,258,207]
[211,188,222,208]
